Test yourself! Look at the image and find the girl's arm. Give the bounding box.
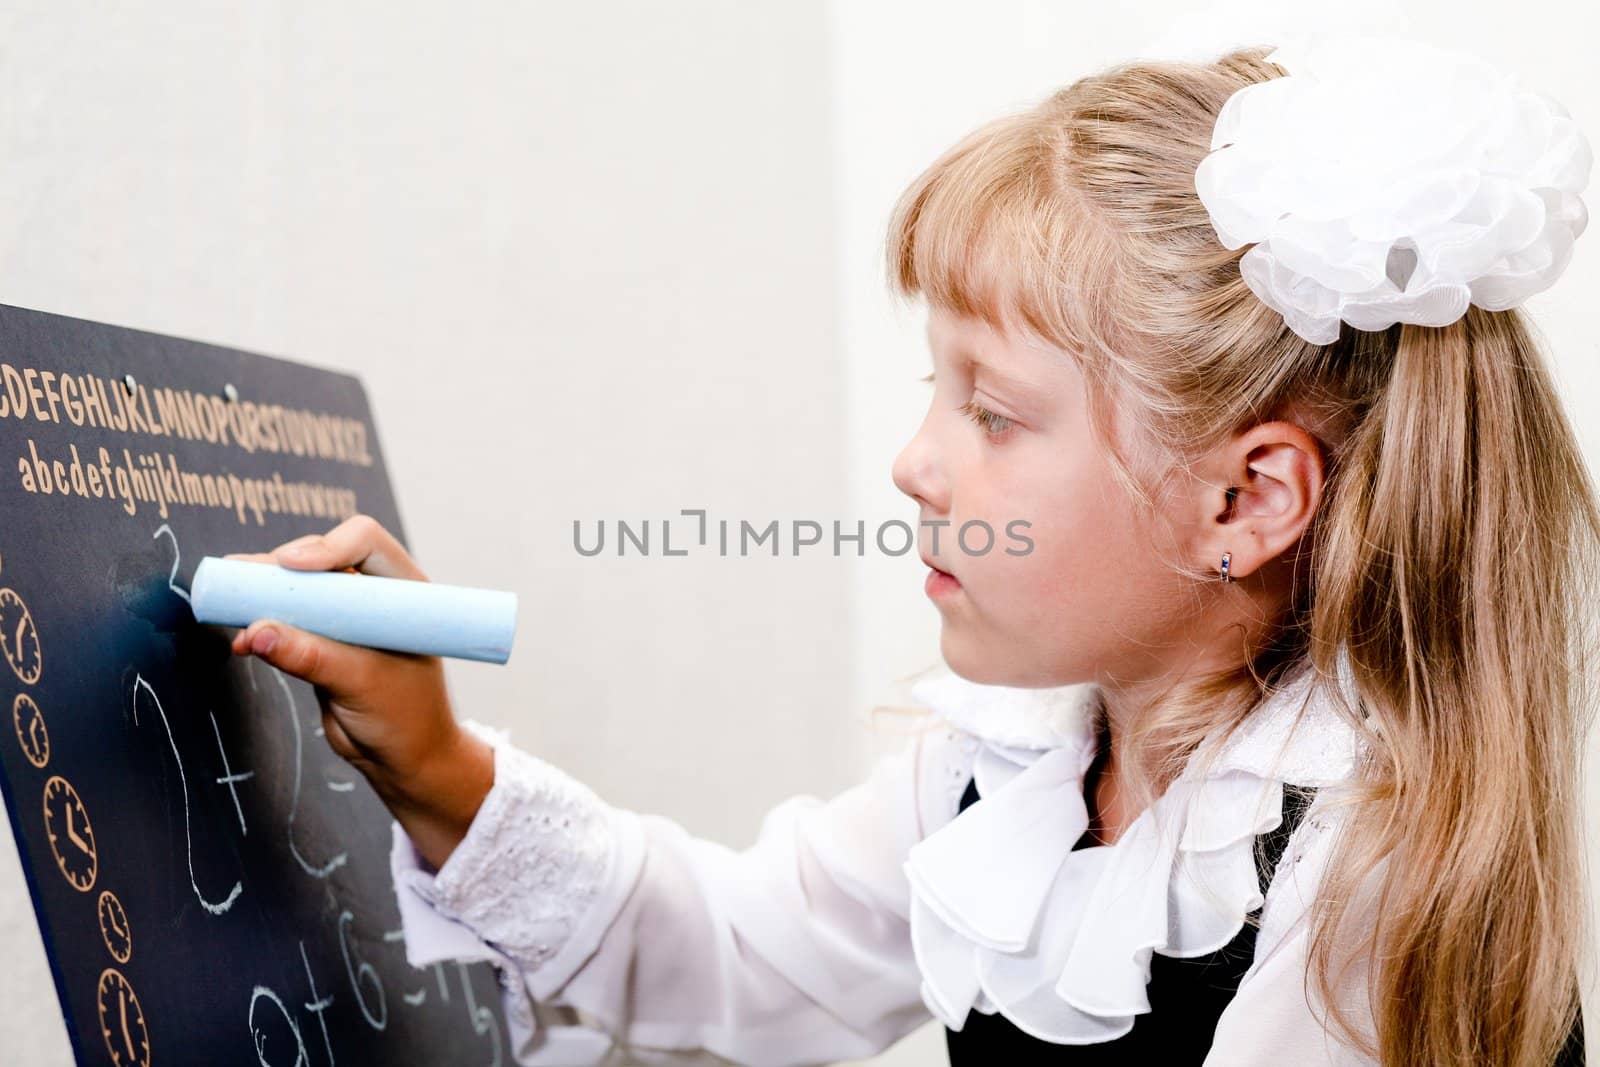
[389,718,951,1065]
[226,516,962,1065]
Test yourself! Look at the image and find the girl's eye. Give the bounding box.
[958,398,1015,439]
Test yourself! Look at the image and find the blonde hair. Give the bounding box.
[883,44,1597,1066]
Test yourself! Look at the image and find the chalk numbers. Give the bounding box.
[98,890,133,965]
[43,775,97,892]
[0,587,41,685]
[0,528,503,1060]
[13,693,49,768]
[97,968,151,1067]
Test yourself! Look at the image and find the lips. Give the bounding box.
[923,559,962,599]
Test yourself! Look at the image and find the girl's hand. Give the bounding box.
[224,515,494,869]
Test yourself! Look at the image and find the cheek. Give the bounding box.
[1005,481,1120,614]
[957,443,1105,592]
[966,441,1166,638]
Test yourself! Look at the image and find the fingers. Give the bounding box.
[229,618,385,705]
[262,515,427,581]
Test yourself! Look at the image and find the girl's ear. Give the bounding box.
[1203,421,1324,579]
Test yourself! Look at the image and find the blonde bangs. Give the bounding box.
[883,107,1118,358]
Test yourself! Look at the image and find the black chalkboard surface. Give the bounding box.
[0,303,508,1065]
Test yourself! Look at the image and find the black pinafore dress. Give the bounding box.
[942,773,1588,1065]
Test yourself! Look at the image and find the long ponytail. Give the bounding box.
[1307,308,1596,1064]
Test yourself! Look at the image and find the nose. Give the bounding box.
[892,416,947,511]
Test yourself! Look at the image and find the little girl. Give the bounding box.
[226,38,1594,1066]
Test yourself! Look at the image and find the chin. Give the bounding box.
[938,635,1010,686]
[939,634,1087,689]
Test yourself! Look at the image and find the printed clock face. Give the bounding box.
[42,775,97,892]
[12,693,49,768]
[97,968,151,1067]
[98,890,132,965]
[0,587,41,685]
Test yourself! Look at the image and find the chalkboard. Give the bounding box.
[0,303,509,1065]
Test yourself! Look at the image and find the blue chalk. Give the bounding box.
[191,556,517,664]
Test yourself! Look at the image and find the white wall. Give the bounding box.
[0,3,1594,1065]
[0,3,859,1064]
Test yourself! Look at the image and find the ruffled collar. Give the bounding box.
[901,653,1368,1043]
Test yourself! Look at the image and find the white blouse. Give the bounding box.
[388,659,1384,1066]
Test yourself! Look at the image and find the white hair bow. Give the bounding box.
[1194,35,1592,345]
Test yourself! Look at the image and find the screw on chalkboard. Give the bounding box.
[122,373,136,396]
[223,383,239,404]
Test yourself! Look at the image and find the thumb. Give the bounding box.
[233,619,379,706]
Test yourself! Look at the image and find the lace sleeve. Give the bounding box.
[389,716,977,1066]
[391,720,647,994]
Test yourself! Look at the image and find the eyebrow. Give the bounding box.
[969,358,1040,395]
[924,323,1048,397]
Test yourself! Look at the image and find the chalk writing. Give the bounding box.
[131,675,242,914]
